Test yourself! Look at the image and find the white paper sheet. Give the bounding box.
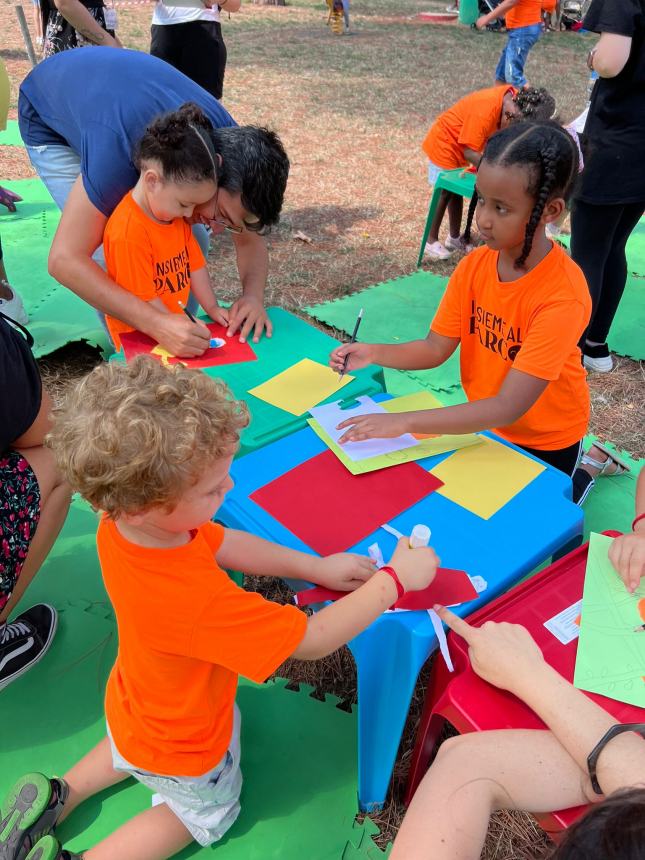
[428,608,454,672]
[309,397,419,462]
[544,599,582,645]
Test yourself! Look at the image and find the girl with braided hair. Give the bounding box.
[332,122,596,503]
[421,85,555,261]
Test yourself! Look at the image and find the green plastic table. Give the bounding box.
[114,307,385,457]
[417,168,477,268]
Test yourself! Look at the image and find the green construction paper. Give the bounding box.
[305,271,462,393]
[574,532,645,708]
[0,179,110,357]
[307,390,481,475]
[2,498,386,860]
[0,119,24,147]
[582,437,644,541]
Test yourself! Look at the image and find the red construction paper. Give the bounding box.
[120,323,256,369]
[295,568,477,610]
[250,450,443,556]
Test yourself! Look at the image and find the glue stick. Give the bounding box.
[409,524,431,548]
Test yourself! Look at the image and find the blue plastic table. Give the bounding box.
[219,396,583,810]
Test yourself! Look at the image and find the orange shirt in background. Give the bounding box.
[431,242,591,451]
[422,86,515,170]
[100,518,307,776]
[506,0,543,29]
[103,192,205,350]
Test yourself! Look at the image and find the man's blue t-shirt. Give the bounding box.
[19,48,237,217]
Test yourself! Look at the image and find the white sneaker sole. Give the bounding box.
[583,355,614,373]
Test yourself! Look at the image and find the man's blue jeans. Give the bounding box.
[495,23,542,87]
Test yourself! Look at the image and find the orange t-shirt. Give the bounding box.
[103,192,206,350]
[431,243,591,451]
[506,0,543,29]
[99,518,307,776]
[422,87,515,170]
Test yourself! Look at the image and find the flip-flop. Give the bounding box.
[581,441,631,477]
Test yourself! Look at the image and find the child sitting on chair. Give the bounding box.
[421,86,555,260]
[0,356,438,860]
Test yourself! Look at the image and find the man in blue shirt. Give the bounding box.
[19,48,289,352]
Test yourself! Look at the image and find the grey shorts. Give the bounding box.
[108,705,243,847]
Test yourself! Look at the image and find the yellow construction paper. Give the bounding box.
[382,390,444,439]
[430,436,546,519]
[247,358,354,416]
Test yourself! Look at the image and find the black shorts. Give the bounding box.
[519,440,583,477]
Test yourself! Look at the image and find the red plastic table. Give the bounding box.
[405,533,644,837]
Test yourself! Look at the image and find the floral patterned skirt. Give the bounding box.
[0,452,41,611]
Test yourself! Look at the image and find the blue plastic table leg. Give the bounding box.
[349,619,434,811]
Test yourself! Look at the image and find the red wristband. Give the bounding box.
[633,513,645,533]
[379,565,405,603]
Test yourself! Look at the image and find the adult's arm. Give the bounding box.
[589,32,633,78]
[51,0,123,46]
[438,607,645,796]
[48,177,210,356]
[226,228,271,343]
[209,0,241,10]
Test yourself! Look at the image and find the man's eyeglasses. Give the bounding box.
[212,219,244,234]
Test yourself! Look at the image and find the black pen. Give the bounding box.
[178,301,221,349]
[339,307,363,381]
[178,300,197,324]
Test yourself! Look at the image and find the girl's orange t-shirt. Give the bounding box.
[506,0,543,29]
[103,192,206,350]
[431,243,592,451]
[99,519,307,776]
[422,86,515,170]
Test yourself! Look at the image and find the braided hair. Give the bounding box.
[512,87,556,122]
[464,121,579,269]
[134,102,219,185]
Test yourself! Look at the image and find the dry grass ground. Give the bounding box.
[1,1,643,855]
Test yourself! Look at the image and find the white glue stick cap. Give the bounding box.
[409,524,431,548]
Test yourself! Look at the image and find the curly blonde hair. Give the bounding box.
[47,356,249,517]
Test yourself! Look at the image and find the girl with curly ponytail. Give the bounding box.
[332,121,596,503]
[102,102,229,352]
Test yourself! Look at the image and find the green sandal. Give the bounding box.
[0,774,68,860]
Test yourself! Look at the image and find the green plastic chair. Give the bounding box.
[458,0,479,24]
[417,168,477,268]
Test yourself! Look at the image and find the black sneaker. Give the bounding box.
[25,836,81,860]
[0,605,58,692]
[0,774,68,860]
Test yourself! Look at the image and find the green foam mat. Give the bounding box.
[305,271,462,393]
[0,179,110,357]
[1,498,387,859]
[0,119,24,147]
[582,437,644,540]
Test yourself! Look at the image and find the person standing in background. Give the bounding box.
[476,0,545,87]
[151,0,241,101]
[570,0,645,372]
[41,0,122,55]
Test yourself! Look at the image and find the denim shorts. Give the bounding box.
[494,23,542,87]
[108,705,243,847]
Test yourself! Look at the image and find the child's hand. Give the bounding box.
[329,342,375,373]
[336,412,409,444]
[210,304,230,327]
[435,606,546,696]
[609,532,645,593]
[311,553,377,591]
[389,537,439,592]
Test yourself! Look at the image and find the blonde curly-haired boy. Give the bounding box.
[1,356,438,860]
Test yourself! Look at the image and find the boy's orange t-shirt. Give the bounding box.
[422,86,515,170]
[99,518,307,776]
[506,0,543,29]
[103,192,206,350]
[431,243,591,451]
